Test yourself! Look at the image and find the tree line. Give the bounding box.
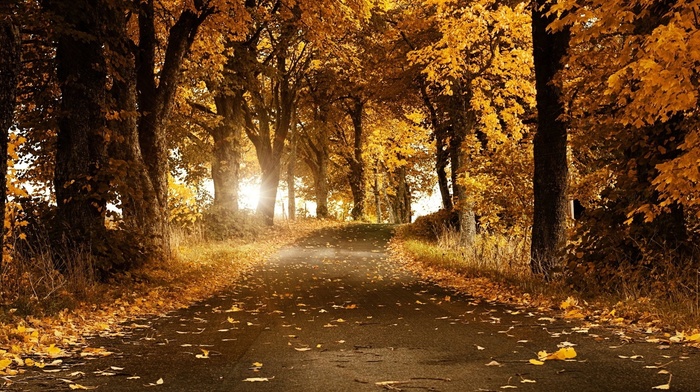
[1,0,699,296]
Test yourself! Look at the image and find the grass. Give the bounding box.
[0,218,341,357]
[393,225,700,333]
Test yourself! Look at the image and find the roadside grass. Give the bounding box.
[392,225,700,335]
[0,218,341,366]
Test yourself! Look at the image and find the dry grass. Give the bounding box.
[0,218,341,329]
[393,225,700,333]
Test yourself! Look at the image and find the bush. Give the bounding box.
[410,209,459,241]
[201,206,264,241]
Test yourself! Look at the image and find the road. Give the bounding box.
[6,224,700,391]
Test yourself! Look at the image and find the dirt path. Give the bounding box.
[6,224,699,391]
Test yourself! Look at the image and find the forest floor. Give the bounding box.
[3,224,700,391]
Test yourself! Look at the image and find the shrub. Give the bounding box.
[201,206,264,241]
[410,209,459,241]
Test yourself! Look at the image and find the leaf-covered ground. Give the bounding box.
[0,220,339,388]
[3,224,700,391]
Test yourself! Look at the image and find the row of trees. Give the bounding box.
[2,0,699,295]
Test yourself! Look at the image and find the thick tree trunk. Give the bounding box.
[530,1,571,277]
[448,107,477,244]
[100,0,161,270]
[133,0,211,255]
[212,92,243,213]
[389,166,412,224]
[0,14,20,257]
[251,50,295,225]
[454,145,476,244]
[257,157,281,225]
[50,1,110,270]
[348,99,366,221]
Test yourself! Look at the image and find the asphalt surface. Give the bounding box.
[6,224,700,391]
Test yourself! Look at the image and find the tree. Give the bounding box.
[529,0,570,277]
[0,6,21,256]
[344,97,368,220]
[555,0,700,293]
[297,69,336,218]
[44,0,111,272]
[131,0,215,254]
[407,0,535,242]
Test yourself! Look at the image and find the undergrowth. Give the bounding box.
[0,218,338,326]
[396,214,700,332]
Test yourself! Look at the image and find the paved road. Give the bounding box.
[7,224,700,391]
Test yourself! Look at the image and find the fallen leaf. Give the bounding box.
[529,359,545,366]
[0,359,12,371]
[485,360,502,367]
[69,384,98,390]
[243,377,271,382]
[652,374,672,390]
[195,349,209,359]
[47,344,63,357]
[294,347,312,352]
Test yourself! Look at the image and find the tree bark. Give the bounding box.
[211,91,243,213]
[0,13,20,257]
[389,166,412,224]
[530,1,571,277]
[373,167,382,223]
[287,121,297,220]
[49,0,110,269]
[452,141,476,244]
[299,98,331,219]
[348,98,366,221]
[131,0,212,255]
[448,99,477,244]
[419,82,452,210]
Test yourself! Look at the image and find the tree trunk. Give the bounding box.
[257,157,282,225]
[419,81,452,210]
[348,98,366,221]
[302,114,330,219]
[396,166,412,223]
[212,92,243,213]
[448,106,477,244]
[373,167,382,223]
[50,0,110,271]
[436,134,452,210]
[530,1,571,277]
[100,0,162,271]
[388,166,412,224]
[0,14,20,259]
[287,122,297,221]
[133,0,212,257]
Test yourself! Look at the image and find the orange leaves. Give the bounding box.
[530,347,577,365]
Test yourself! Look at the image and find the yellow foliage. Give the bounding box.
[168,176,203,231]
